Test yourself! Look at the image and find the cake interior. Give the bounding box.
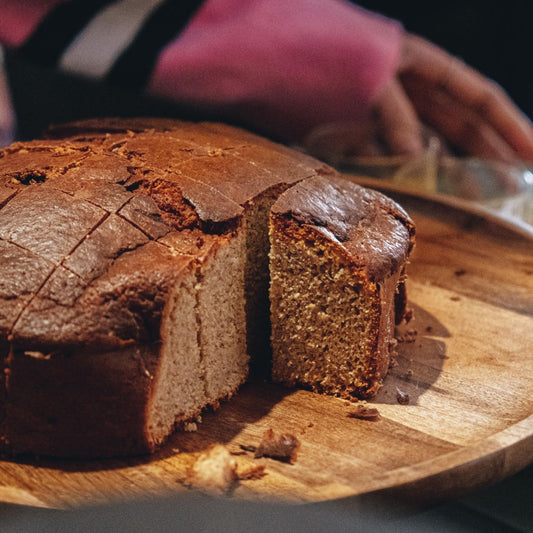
[269,217,389,399]
[147,231,248,447]
[196,231,248,406]
[242,184,292,375]
[147,266,203,447]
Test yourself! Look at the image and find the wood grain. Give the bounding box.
[0,178,532,509]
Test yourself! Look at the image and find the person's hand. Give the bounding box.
[304,33,533,165]
[374,33,533,161]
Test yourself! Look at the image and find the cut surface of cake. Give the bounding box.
[269,174,415,399]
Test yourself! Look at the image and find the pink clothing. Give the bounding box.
[0,0,67,47]
[0,50,16,146]
[0,0,403,142]
[149,0,403,139]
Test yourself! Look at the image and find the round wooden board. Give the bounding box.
[1,177,532,509]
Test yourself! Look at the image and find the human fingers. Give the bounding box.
[399,34,533,160]
[402,75,518,161]
[374,78,424,156]
[302,120,385,165]
[303,80,425,162]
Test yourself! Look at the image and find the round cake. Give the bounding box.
[0,119,414,457]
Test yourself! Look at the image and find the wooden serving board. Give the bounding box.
[1,177,532,509]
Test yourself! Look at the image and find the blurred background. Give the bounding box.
[356,1,533,121]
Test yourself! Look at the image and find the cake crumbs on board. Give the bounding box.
[347,404,381,421]
[396,388,410,405]
[239,429,301,464]
[396,329,418,343]
[186,444,267,495]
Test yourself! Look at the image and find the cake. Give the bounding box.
[269,175,415,399]
[0,119,414,457]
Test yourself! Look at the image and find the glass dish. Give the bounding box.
[304,129,533,227]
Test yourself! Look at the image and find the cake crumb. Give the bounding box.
[239,444,257,453]
[396,329,417,343]
[254,429,300,464]
[347,404,380,421]
[183,422,198,432]
[186,444,237,494]
[396,388,410,405]
[236,462,267,481]
[403,369,414,380]
[299,421,315,435]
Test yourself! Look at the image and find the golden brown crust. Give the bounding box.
[2,343,162,457]
[271,174,415,281]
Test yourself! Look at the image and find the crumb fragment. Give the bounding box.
[239,444,257,453]
[396,388,410,405]
[183,422,198,432]
[186,444,237,494]
[347,404,380,421]
[298,421,315,436]
[389,337,399,352]
[403,369,414,380]
[24,351,53,360]
[254,429,300,464]
[396,329,417,343]
[235,462,267,481]
[404,308,414,323]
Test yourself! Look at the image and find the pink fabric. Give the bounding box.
[0,53,16,146]
[0,0,403,142]
[0,0,67,48]
[148,0,403,140]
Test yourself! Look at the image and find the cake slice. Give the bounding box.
[269,174,415,399]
